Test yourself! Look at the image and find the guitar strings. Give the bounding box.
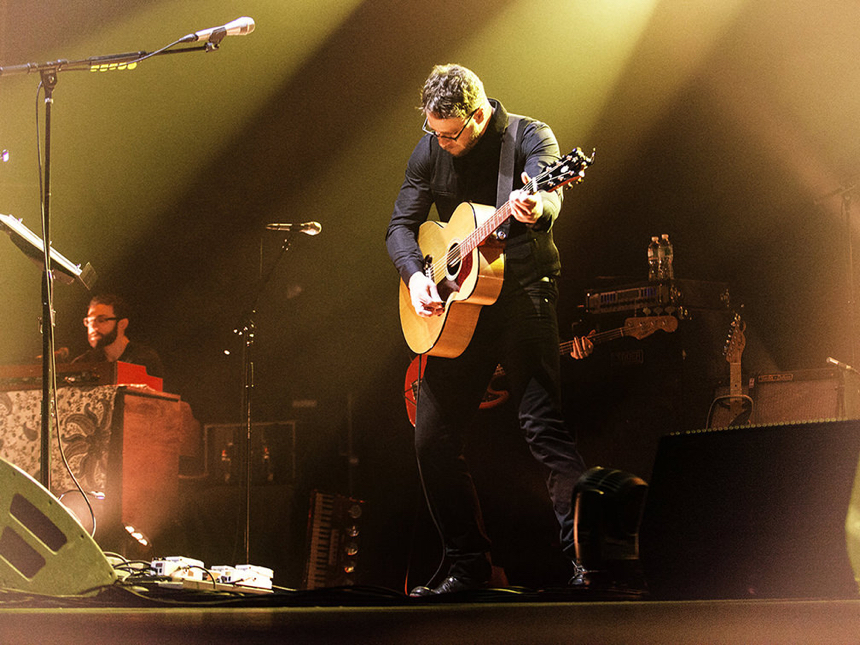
[427,176,540,282]
[558,327,624,354]
[424,148,588,283]
[557,319,671,354]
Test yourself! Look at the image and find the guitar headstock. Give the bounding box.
[724,313,746,364]
[534,148,596,194]
[622,315,679,340]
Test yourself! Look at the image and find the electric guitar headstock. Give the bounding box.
[724,312,746,365]
[622,315,679,340]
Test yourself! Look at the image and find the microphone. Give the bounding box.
[180,17,255,44]
[265,221,322,235]
[826,356,860,374]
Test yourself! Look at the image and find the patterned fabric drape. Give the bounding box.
[0,386,118,495]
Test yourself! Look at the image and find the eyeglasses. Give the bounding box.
[83,316,118,327]
[422,108,478,140]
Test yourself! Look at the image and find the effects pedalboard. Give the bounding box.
[144,556,274,593]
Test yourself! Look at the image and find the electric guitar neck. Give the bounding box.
[403,315,678,426]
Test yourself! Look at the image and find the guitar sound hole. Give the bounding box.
[445,242,462,280]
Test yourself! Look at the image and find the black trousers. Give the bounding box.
[414,275,587,583]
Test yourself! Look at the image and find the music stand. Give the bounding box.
[1,214,96,288]
[0,214,96,489]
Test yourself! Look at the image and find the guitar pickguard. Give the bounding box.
[425,246,473,303]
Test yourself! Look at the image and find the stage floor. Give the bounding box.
[2,586,860,644]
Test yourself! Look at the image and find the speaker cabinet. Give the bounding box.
[562,309,729,480]
[0,458,116,595]
[639,420,860,600]
[711,368,860,428]
[203,421,297,485]
[753,368,860,424]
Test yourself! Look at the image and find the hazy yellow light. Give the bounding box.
[0,0,365,362]
[453,0,660,139]
[0,0,366,265]
[435,0,748,153]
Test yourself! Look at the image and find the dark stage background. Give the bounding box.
[3,0,860,590]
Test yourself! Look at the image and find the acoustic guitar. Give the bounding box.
[403,315,678,427]
[399,148,595,358]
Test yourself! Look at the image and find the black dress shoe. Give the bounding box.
[568,562,593,587]
[408,585,434,597]
[568,561,649,595]
[410,576,486,596]
[434,576,485,594]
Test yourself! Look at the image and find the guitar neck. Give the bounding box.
[557,326,627,355]
[430,149,592,281]
[729,362,743,398]
[463,186,536,256]
[491,325,613,377]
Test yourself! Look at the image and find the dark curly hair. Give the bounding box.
[420,64,487,119]
[89,293,130,321]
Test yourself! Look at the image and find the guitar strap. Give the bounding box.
[494,115,524,239]
[414,117,523,419]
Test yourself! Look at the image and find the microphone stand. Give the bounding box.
[817,180,858,365]
[40,68,58,491]
[0,41,219,489]
[233,232,299,564]
[843,188,857,366]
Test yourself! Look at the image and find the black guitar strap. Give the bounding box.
[495,115,523,239]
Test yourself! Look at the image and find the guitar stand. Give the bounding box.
[706,394,754,429]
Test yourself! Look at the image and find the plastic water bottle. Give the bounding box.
[658,234,674,280]
[647,236,660,281]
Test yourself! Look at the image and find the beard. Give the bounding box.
[444,128,482,158]
[91,325,118,349]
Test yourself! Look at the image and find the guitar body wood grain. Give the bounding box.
[399,202,504,358]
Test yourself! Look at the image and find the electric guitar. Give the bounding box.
[399,148,595,359]
[403,315,678,426]
[717,312,752,426]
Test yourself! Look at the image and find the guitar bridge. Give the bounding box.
[422,255,435,281]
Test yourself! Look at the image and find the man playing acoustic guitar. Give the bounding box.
[386,64,593,595]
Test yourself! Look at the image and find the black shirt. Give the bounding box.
[72,340,165,379]
[386,99,564,287]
